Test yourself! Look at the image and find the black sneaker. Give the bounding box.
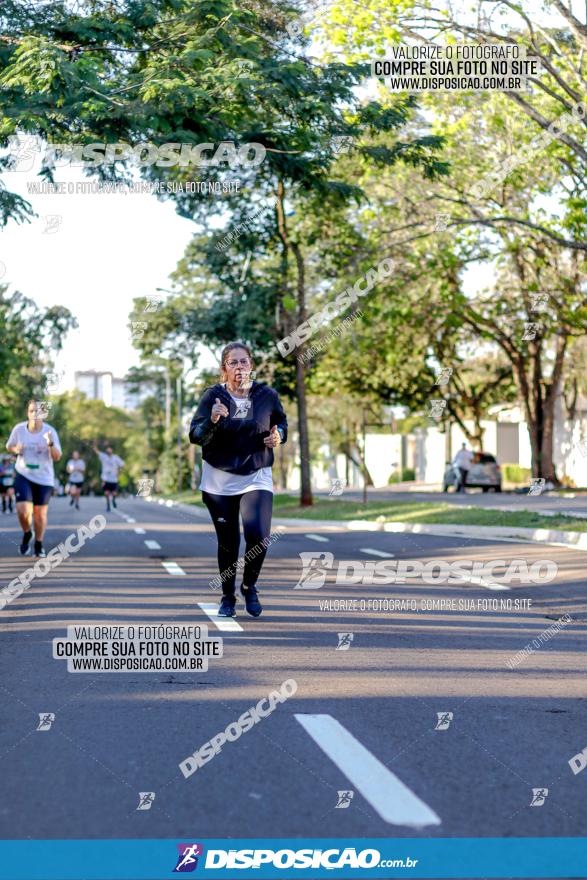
[19,530,33,556]
[75,501,80,510]
[240,585,262,617]
[112,497,117,508]
[34,541,46,558]
[106,501,111,512]
[70,497,74,506]
[218,596,236,617]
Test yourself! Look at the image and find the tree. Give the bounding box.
[308,1,587,480]
[0,287,76,438]
[47,391,138,492]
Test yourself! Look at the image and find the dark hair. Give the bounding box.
[220,341,254,379]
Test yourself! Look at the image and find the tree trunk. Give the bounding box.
[275,181,312,506]
[540,335,566,484]
[291,241,313,506]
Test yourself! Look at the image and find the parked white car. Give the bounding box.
[443,452,502,492]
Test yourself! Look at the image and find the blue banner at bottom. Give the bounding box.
[0,838,586,880]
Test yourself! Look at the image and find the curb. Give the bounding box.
[271,517,587,551]
[145,498,587,551]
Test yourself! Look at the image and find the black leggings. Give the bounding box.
[202,490,273,595]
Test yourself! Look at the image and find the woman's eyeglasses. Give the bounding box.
[226,358,251,368]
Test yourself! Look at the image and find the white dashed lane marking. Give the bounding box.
[134,528,146,535]
[453,573,510,591]
[360,547,395,558]
[145,540,162,550]
[198,602,244,632]
[161,561,186,576]
[295,714,441,829]
[304,534,330,543]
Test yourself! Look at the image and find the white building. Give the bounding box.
[74,370,151,411]
[285,396,587,490]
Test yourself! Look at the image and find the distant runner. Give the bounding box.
[6,400,62,557]
[0,455,16,514]
[93,442,124,511]
[66,450,86,510]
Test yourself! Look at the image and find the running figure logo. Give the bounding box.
[435,712,453,731]
[336,632,354,651]
[335,790,354,809]
[434,367,453,386]
[143,294,164,313]
[528,478,546,496]
[332,135,354,154]
[46,371,65,391]
[136,792,156,811]
[233,399,252,419]
[42,215,62,235]
[8,134,41,172]
[293,552,334,589]
[428,399,447,421]
[329,478,345,496]
[131,322,148,340]
[173,843,204,872]
[285,17,304,39]
[36,713,55,731]
[31,401,52,420]
[529,293,549,312]
[522,322,541,341]
[136,479,154,498]
[530,788,548,806]
[235,59,254,79]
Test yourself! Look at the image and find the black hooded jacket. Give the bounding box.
[189,382,288,475]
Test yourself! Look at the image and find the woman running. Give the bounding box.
[0,455,16,514]
[66,450,86,510]
[6,400,62,557]
[189,342,288,618]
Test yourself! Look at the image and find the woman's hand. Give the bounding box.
[264,425,281,448]
[211,398,229,424]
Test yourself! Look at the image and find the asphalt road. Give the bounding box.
[1,495,586,844]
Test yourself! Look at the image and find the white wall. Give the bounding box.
[365,434,403,487]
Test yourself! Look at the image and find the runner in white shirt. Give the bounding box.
[6,400,62,557]
[66,450,86,510]
[92,442,124,511]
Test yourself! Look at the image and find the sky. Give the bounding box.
[0,164,204,390]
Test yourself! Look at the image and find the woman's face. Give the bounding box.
[224,348,252,385]
[27,402,43,421]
